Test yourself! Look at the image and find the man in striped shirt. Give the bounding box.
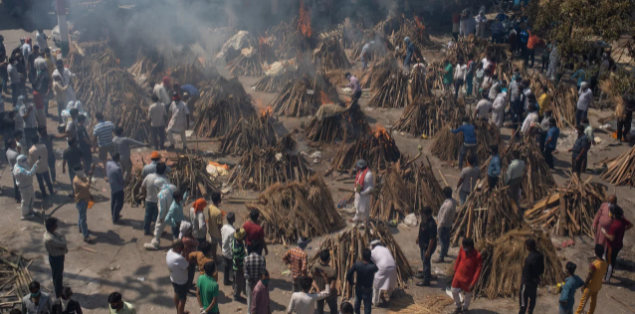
[44,217,67,298]
[92,112,115,176]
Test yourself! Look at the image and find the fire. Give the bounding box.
[373,125,390,139]
[298,0,312,38]
[258,37,267,46]
[198,57,206,66]
[260,106,273,117]
[253,98,264,109]
[414,16,426,38]
[319,91,331,105]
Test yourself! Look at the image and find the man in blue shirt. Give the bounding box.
[451,117,477,170]
[403,37,415,71]
[543,118,559,169]
[559,262,584,314]
[568,125,588,177]
[487,145,501,188]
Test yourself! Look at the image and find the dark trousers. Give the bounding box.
[24,128,37,149]
[48,157,56,183]
[57,101,65,123]
[187,262,196,287]
[111,190,124,222]
[0,69,7,92]
[143,201,158,233]
[151,126,165,150]
[575,109,587,126]
[223,257,233,285]
[458,144,477,169]
[524,49,535,67]
[419,244,435,282]
[81,147,92,171]
[352,90,362,104]
[544,147,555,169]
[11,83,21,107]
[518,282,537,314]
[172,222,181,239]
[49,255,65,298]
[36,171,54,196]
[617,112,633,141]
[541,55,549,72]
[454,78,464,100]
[317,296,338,314]
[572,157,584,176]
[12,175,21,201]
[438,227,451,259]
[507,177,522,207]
[354,287,372,314]
[605,246,622,281]
[488,175,499,189]
[538,132,547,153]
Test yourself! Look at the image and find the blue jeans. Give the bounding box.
[144,202,158,233]
[420,244,435,282]
[48,156,56,183]
[76,200,89,238]
[438,227,451,259]
[458,144,477,170]
[69,168,76,194]
[459,190,469,205]
[171,222,181,240]
[575,109,587,126]
[466,73,473,96]
[354,287,372,314]
[111,190,124,222]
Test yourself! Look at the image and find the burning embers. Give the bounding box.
[298,0,312,38]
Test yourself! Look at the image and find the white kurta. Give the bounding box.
[491,92,507,128]
[371,246,397,291]
[52,68,76,102]
[167,101,190,133]
[353,170,374,222]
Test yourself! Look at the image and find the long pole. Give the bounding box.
[55,0,69,57]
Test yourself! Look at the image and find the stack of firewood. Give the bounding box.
[228,147,312,191]
[271,74,338,117]
[430,119,500,165]
[219,110,278,155]
[227,47,265,77]
[394,96,465,138]
[312,36,352,71]
[305,102,371,143]
[602,145,635,187]
[367,71,410,108]
[359,56,400,90]
[350,30,394,61]
[330,127,401,173]
[168,153,221,198]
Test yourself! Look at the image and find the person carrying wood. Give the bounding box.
[450,237,482,314]
[519,238,544,314]
[283,237,310,292]
[370,240,397,307]
[350,159,374,229]
[451,117,477,170]
[505,150,525,209]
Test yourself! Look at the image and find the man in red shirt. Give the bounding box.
[451,238,482,313]
[602,205,632,282]
[243,209,269,256]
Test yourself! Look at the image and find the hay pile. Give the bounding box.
[246,175,345,244]
[368,71,409,108]
[194,77,256,138]
[308,223,415,298]
[228,148,312,191]
[602,145,635,187]
[271,74,337,117]
[455,230,565,298]
[525,176,606,237]
[394,96,465,138]
[430,120,500,165]
[330,127,401,173]
[312,36,351,71]
[305,102,370,143]
[388,295,454,314]
[219,110,278,155]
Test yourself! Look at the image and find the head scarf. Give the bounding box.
[179,221,192,239]
[193,199,207,213]
[16,155,28,169]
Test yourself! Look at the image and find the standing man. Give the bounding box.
[360,41,373,70]
[538,111,553,152]
[148,94,166,150]
[108,292,136,314]
[154,76,172,108]
[537,86,552,117]
[487,145,501,188]
[7,139,21,202]
[251,270,271,314]
[232,228,247,300]
[491,87,506,128]
[8,57,22,106]
[26,45,39,86]
[167,240,190,314]
[92,112,115,173]
[35,29,48,50]
[283,237,310,292]
[451,238,482,314]
[243,209,268,255]
[38,128,56,185]
[52,59,76,103]
[181,84,200,119]
[345,72,362,104]
[569,125,589,177]
[140,162,169,235]
[465,53,476,97]
[490,17,503,43]
[475,10,488,38]
[76,115,93,171]
[543,118,559,169]
[451,117,477,170]
[287,274,331,314]
[442,59,454,93]
[459,10,476,38]
[221,212,236,286]
[521,103,539,137]
[546,43,559,80]
[245,240,267,313]
[144,180,177,250]
[346,248,377,314]
[20,96,38,149]
[415,206,437,287]
[72,164,93,243]
[602,205,632,282]
[525,31,539,68]
[509,76,523,133]
[62,139,84,196]
[190,198,208,245]
[575,245,607,314]
[197,262,220,314]
[559,262,584,314]
[351,159,374,228]
[519,239,544,314]
[112,126,147,180]
[28,135,54,197]
[475,91,493,120]
[616,93,634,145]
[403,37,415,71]
[435,187,456,264]
[14,155,38,220]
[592,195,617,248]
[52,74,68,123]
[107,153,125,224]
[44,217,67,299]
[505,150,525,208]
[370,240,397,307]
[207,192,224,261]
[166,93,190,151]
[311,250,337,314]
[576,82,592,126]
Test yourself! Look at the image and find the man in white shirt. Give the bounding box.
[491,87,507,129]
[28,135,54,197]
[19,97,38,150]
[505,150,526,208]
[221,212,236,286]
[166,240,190,314]
[148,94,166,150]
[287,273,331,314]
[153,76,171,107]
[576,82,593,126]
[521,103,539,136]
[370,240,397,307]
[140,162,169,235]
[166,93,190,151]
[52,60,76,102]
[475,91,492,120]
[453,60,467,100]
[35,29,48,50]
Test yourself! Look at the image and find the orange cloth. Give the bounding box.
[151,151,160,159]
[527,35,540,49]
[452,247,483,292]
[189,251,214,274]
[193,199,207,213]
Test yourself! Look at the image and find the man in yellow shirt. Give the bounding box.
[207,192,224,262]
[537,86,552,117]
[575,244,608,314]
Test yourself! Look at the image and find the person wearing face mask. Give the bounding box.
[593,195,618,248]
[108,292,136,314]
[450,238,482,314]
[51,287,82,314]
[14,154,39,220]
[251,269,271,314]
[351,159,374,229]
[144,179,178,250]
[21,281,52,314]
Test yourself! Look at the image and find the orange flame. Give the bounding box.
[298,0,312,38]
[372,125,389,139]
[414,17,426,38]
[319,91,331,105]
[260,106,273,117]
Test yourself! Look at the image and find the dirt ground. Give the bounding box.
[1,10,635,314]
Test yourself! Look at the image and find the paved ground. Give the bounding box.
[1,4,635,314]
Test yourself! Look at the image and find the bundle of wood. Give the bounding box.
[228,148,312,191]
[168,153,220,198]
[350,30,394,61]
[308,223,415,298]
[409,65,433,99]
[194,77,256,138]
[525,176,606,238]
[359,56,400,90]
[443,36,480,65]
[602,145,635,187]
[394,96,465,138]
[123,169,144,204]
[479,137,556,205]
[551,84,578,128]
[368,71,409,108]
[330,127,401,172]
[451,187,525,246]
[458,230,564,298]
[276,133,297,152]
[227,47,265,76]
[371,165,411,222]
[430,120,500,165]
[245,175,344,245]
[312,36,351,71]
[169,61,219,86]
[425,61,446,91]
[271,74,337,117]
[305,102,370,143]
[219,110,278,155]
[0,247,36,307]
[404,158,445,214]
